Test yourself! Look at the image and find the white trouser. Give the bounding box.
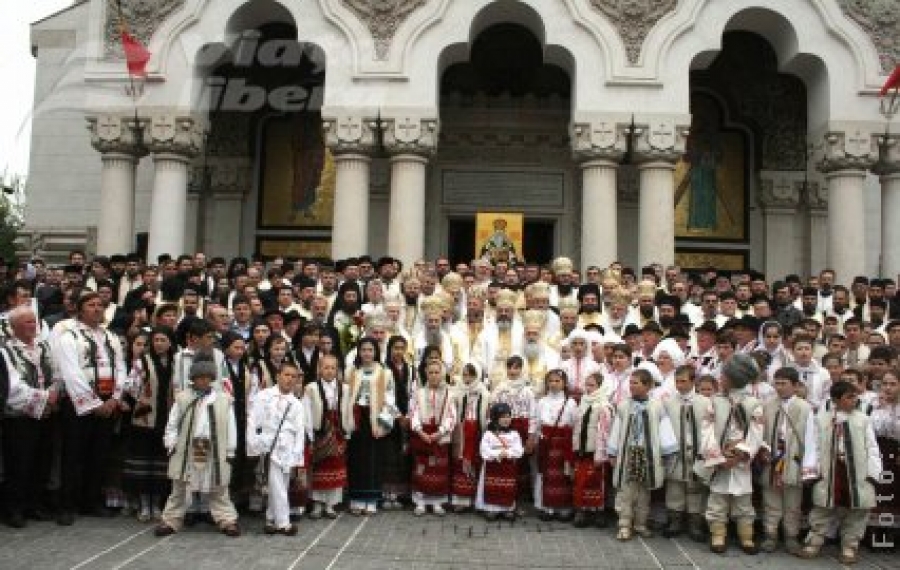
[266,463,291,529]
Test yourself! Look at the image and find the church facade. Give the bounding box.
[23,0,900,280]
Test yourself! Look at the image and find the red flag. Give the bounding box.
[120,31,151,77]
[880,64,900,97]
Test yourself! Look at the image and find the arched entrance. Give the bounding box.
[680,24,815,276]
[193,2,329,259]
[433,17,574,266]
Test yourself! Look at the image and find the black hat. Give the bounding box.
[656,294,681,310]
[577,283,600,301]
[734,315,760,332]
[641,321,664,335]
[667,325,690,340]
[283,310,304,325]
[623,324,641,337]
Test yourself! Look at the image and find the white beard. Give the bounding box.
[497,319,512,331]
[523,342,541,360]
[426,330,442,347]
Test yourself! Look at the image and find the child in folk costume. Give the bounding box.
[798,381,884,565]
[744,351,777,404]
[870,369,899,544]
[220,331,259,512]
[490,355,537,511]
[451,361,491,511]
[790,336,829,412]
[246,363,306,536]
[382,335,416,508]
[535,369,578,521]
[698,353,765,555]
[608,368,678,541]
[155,351,240,537]
[571,372,614,528]
[305,354,351,519]
[345,336,397,515]
[124,327,175,522]
[410,360,457,515]
[662,365,709,541]
[605,343,633,407]
[758,367,818,554]
[476,403,525,521]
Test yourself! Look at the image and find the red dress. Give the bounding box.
[310,410,348,491]
[510,417,531,497]
[452,418,482,499]
[411,422,451,497]
[539,423,574,508]
[483,431,519,508]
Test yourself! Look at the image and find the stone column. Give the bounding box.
[818,127,877,281]
[759,171,803,280]
[804,179,828,276]
[323,114,378,259]
[633,116,690,269]
[88,115,145,255]
[207,157,251,258]
[145,114,203,261]
[877,134,900,278]
[383,114,439,266]
[570,115,630,269]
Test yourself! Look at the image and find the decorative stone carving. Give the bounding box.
[589,0,677,65]
[341,0,428,60]
[817,128,878,173]
[632,118,690,164]
[103,0,185,59]
[382,115,439,156]
[758,171,803,211]
[88,114,147,155]
[804,179,827,210]
[838,0,900,73]
[875,134,900,175]
[322,114,379,154]
[146,113,205,158]
[571,119,630,163]
[189,156,252,196]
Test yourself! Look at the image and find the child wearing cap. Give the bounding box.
[698,353,764,555]
[155,351,240,537]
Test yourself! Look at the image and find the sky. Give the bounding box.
[0,0,72,182]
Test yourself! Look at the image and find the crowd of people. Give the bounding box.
[0,251,897,565]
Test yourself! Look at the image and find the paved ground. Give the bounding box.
[0,511,896,570]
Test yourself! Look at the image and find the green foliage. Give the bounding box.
[0,191,23,263]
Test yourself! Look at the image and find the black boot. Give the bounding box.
[664,510,684,538]
[687,514,706,543]
[594,510,609,529]
[573,510,589,528]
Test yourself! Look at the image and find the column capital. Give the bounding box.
[570,113,631,163]
[145,113,205,159]
[87,114,146,157]
[631,114,691,164]
[816,126,878,173]
[804,179,828,211]
[382,114,439,157]
[322,112,379,155]
[190,157,252,197]
[874,133,900,176]
[758,170,803,212]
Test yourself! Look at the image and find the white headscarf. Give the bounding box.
[652,338,686,367]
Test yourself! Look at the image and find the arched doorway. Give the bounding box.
[435,22,573,266]
[193,2,328,259]
[679,29,810,274]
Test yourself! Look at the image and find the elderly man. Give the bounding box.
[413,297,456,374]
[56,292,128,525]
[2,306,60,527]
[521,310,560,397]
[473,290,524,390]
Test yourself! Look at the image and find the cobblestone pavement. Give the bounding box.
[0,511,895,570]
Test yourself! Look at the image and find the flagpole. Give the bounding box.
[115,0,143,144]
